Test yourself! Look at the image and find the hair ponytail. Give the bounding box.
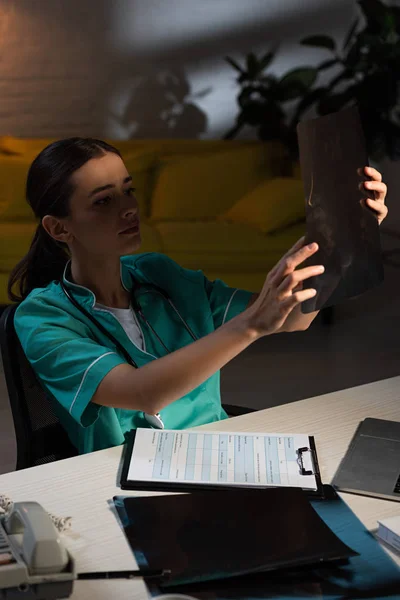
[7,137,121,303]
[8,223,69,302]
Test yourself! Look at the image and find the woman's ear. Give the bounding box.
[42,215,74,244]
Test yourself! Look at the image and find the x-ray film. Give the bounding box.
[297,106,384,314]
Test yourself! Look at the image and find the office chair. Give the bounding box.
[221,403,256,417]
[0,304,78,470]
[0,304,255,470]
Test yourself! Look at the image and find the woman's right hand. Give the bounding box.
[244,236,324,338]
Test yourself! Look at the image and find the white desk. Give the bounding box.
[1,375,400,599]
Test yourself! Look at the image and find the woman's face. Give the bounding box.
[60,151,141,258]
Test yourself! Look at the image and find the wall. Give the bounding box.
[1,0,398,229]
[0,0,356,140]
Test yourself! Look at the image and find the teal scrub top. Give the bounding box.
[15,252,253,454]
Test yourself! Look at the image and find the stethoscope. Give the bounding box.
[59,276,198,430]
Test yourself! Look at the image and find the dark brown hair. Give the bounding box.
[8,137,121,302]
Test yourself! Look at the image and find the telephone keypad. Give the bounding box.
[0,526,9,548]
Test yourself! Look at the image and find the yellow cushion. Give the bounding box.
[0,139,58,219]
[0,135,30,155]
[149,140,236,155]
[149,142,285,221]
[0,137,59,156]
[119,151,157,218]
[0,156,37,221]
[154,221,306,271]
[0,138,234,160]
[138,220,164,253]
[218,177,305,234]
[110,139,244,157]
[187,271,267,292]
[0,222,37,269]
[293,162,302,179]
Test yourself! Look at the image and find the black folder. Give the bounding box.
[297,105,384,314]
[113,487,357,589]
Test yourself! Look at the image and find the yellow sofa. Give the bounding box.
[0,137,306,304]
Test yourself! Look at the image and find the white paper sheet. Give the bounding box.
[127,429,318,490]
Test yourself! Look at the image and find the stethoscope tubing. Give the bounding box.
[59,278,198,430]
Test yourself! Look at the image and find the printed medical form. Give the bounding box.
[126,429,318,490]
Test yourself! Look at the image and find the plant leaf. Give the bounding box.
[344,38,362,70]
[280,68,318,87]
[391,6,400,34]
[246,52,259,78]
[317,59,339,71]
[259,74,278,86]
[259,51,275,71]
[238,86,257,108]
[259,85,279,102]
[277,67,318,101]
[237,73,249,84]
[225,56,244,73]
[342,18,359,51]
[291,87,327,125]
[192,87,213,100]
[241,101,267,126]
[317,86,357,115]
[358,0,393,35]
[300,35,336,51]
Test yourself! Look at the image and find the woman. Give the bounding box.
[9,138,388,454]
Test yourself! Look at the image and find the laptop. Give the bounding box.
[332,418,400,502]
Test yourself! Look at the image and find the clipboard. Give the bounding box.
[119,429,326,499]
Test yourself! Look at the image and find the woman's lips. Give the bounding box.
[120,221,140,235]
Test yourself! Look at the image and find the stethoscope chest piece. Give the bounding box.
[144,412,165,429]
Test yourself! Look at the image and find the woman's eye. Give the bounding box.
[125,187,136,196]
[94,196,111,206]
[94,188,135,206]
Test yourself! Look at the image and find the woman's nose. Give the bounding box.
[121,197,138,217]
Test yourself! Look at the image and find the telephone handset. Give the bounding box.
[0,501,75,598]
[1,500,174,597]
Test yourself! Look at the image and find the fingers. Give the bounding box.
[269,242,320,285]
[277,264,324,295]
[268,236,306,279]
[364,166,382,182]
[362,180,387,200]
[356,165,387,225]
[365,197,389,223]
[281,287,317,312]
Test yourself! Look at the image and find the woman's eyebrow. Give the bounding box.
[88,175,132,198]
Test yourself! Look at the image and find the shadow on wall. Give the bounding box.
[110,68,210,138]
[0,0,356,139]
[104,0,355,139]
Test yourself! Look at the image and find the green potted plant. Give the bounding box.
[223,50,318,159]
[225,0,400,162]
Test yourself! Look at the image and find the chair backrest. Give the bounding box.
[0,304,78,470]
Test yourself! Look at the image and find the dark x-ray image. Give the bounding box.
[297,106,384,314]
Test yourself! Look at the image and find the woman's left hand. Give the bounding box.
[361,166,388,225]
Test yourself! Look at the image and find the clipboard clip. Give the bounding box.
[296,446,314,476]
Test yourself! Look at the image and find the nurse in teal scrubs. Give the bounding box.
[9,138,388,454]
